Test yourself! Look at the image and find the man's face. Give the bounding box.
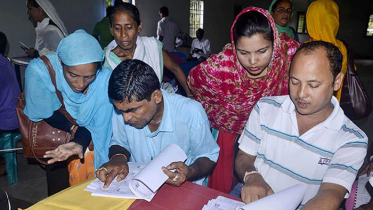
[196,30,203,41]
[289,47,343,117]
[113,91,161,129]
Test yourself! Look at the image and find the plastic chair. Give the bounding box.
[0,132,21,185]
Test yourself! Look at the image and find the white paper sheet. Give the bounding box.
[129,144,187,201]
[237,184,308,210]
[355,174,373,208]
[85,144,187,202]
[202,196,245,210]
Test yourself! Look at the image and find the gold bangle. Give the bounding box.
[110,153,128,161]
[70,125,76,132]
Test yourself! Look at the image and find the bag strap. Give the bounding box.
[40,56,78,126]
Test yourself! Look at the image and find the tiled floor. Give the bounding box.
[1,60,372,209]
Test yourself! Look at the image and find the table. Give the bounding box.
[11,56,32,91]
[26,179,240,210]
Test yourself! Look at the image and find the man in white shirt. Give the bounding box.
[157,6,178,52]
[233,41,368,210]
[190,28,211,63]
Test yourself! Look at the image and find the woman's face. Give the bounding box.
[26,2,42,25]
[62,63,98,93]
[235,33,273,78]
[110,10,142,51]
[271,0,292,27]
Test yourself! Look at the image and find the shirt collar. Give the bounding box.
[282,95,344,130]
[36,18,50,31]
[147,90,173,136]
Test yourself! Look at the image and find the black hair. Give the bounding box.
[106,6,114,18]
[291,41,343,80]
[0,31,7,55]
[233,11,274,43]
[27,0,40,8]
[108,59,161,103]
[271,0,293,12]
[109,3,141,26]
[197,28,204,35]
[159,6,169,16]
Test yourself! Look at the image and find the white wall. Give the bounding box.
[1,0,105,58]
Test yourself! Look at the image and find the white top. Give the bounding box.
[190,38,211,59]
[239,95,368,208]
[157,17,178,52]
[35,18,65,56]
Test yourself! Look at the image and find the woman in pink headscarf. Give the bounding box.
[188,7,300,193]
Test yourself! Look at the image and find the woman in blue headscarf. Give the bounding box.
[269,0,299,41]
[23,29,113,195]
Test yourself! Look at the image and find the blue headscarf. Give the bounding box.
[24,29,113,169]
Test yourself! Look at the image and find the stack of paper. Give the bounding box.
[85,144,187,202]
[203,184,307,210]
[202,196,245,210]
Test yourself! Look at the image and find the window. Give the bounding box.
[296,12,307,34]
[106,0,133,7]
[189,0,204,37]
[367,14,373,36]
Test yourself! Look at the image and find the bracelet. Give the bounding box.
[110,153,128,161]
[70,125,76,132]
[243,171,260,183]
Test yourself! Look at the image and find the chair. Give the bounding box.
[0,132,22,185]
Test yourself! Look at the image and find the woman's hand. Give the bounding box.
[26,48,36,57]
[43,142,83,164]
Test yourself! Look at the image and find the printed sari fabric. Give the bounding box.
[306,0,348,101]
[188,7,300,135]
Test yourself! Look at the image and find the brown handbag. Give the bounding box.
[16,56,78,164]
[340,41,372,120]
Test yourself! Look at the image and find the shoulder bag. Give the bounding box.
[15,56,78,164]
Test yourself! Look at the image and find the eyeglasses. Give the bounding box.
[274,7,293,14]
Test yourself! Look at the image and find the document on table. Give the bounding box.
[203,184,307,210]
[355,174,373,208]
[85,144,187,202]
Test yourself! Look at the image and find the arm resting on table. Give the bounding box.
[302,182,347,210]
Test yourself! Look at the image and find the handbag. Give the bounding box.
[340,41,372,120]
[15,56,78,164]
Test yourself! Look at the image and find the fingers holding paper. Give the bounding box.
[241,173,274,204]
[162,161,191,187]
[96,156,129,189]
[43,142,83,164]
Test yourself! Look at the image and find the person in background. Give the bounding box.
[96,59,219,188]
[233,41,367,210]
[306,0,348,101]
[104,3,193,97]
[93,6,114,49]
[0,32,21,175]
[190,28,211,63]
[157,6,179,52]
[24,30,113,195]
[269,0,299,41]
[26,0,68,58]
[188,7,300,194]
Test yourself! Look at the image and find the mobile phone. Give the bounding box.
[19,41,30,51]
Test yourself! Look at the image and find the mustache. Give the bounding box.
[295,98,309,104]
